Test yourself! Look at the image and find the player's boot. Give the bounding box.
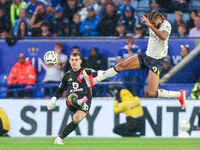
[178,90,186,109]
[54,136,64,145]
[76,96,88,110]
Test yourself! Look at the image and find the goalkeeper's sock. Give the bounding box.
[59,120,79,139]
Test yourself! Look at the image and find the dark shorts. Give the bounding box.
[138,52,164,75]
[66,99,91,114]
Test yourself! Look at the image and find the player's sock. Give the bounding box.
[157,89,181,98]
[59,120,79,139]
[93,67,118,84]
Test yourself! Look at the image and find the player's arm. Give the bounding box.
[47,73,68,110]
[141,15,168,41]
[114,100,125,114]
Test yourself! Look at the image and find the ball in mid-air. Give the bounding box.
[179,120,190,131]
[44,51,58,66]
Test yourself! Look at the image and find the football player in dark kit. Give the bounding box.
[47,52,95,145]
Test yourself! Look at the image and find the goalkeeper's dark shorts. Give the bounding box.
[66,99,91,114]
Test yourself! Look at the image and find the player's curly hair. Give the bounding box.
[147,10,163,21]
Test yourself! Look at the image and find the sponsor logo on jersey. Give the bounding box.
[68,78,73,81]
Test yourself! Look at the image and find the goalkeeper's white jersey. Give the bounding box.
[146,20,171,59]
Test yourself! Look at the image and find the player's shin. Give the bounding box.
[157,89,181,98]
[93,67,118,84]
[59,120,79,139]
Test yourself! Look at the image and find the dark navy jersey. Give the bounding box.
[58,67,96,101]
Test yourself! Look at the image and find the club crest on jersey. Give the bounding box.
[77,71,84,83]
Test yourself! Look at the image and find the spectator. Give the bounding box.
[0,107,10,137]
[86,46,107,97]
[168,0,188,13]
[0,0,12,20]
[50,0,61,8]
[57,22,71,36]
[14,9,30,36]
[43,42,68,98]
[149,0,171,12]
[190,82,200,99]
[10,0,27,26]
[180,44,189,59]
[118,0,133,16]
[134,24,145,38]
[50,6,69,35]
[187,10,197,32]
[78,0,100,22]
[28,4,52,36]
[160,55,173,79]
[63,0,81,23]
[86,46,107,71]
[71,13,81,36]
[189,16,200,37]
[176,24,188,37]
[37,21,53,37]
[64,45,87,72]
[0,8,11,37]
[26,0,48,17]
[98,3,120,36]
[113,89,144,137]
[79,6,101,36]
[117,6,138,34]
[98,0,114,18]
[115,22,127,37]
[171,11,186,36]
[16,20,32,38]
[116,33,141,96]
[7,53,37,98]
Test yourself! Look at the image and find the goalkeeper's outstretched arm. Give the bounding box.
[47,87,65,110]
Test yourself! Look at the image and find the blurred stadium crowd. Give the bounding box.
[0,0,200,38]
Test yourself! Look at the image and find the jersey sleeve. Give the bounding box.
[84,68,98,77]
[59,71,69,89]
[162,21,171,35]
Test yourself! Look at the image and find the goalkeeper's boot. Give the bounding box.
[178,90,186,110]
[54,136,64,145]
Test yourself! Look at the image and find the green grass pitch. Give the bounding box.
[1,137,200,150]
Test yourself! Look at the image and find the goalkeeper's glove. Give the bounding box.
[47,96,57,110]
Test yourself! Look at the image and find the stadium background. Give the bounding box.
[0,38,200,138]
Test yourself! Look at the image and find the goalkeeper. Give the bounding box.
[113,89,145,137]
[47,52,96,145]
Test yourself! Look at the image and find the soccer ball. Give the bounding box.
[179,120,190,131]
[44,51,58,66]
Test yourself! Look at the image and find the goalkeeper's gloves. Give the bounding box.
[47,96,57,110]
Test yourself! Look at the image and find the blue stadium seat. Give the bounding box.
[182,13,190,23]
[0,74,8,84]
[0,74,8,98]
[167,13,175,25]
[131,0,138,9]
[138,0,150,10]
[34,88,44,98]
[0,87,7,98]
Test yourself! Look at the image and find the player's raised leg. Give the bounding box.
[148,70,186,109]
[93,55,140,84]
